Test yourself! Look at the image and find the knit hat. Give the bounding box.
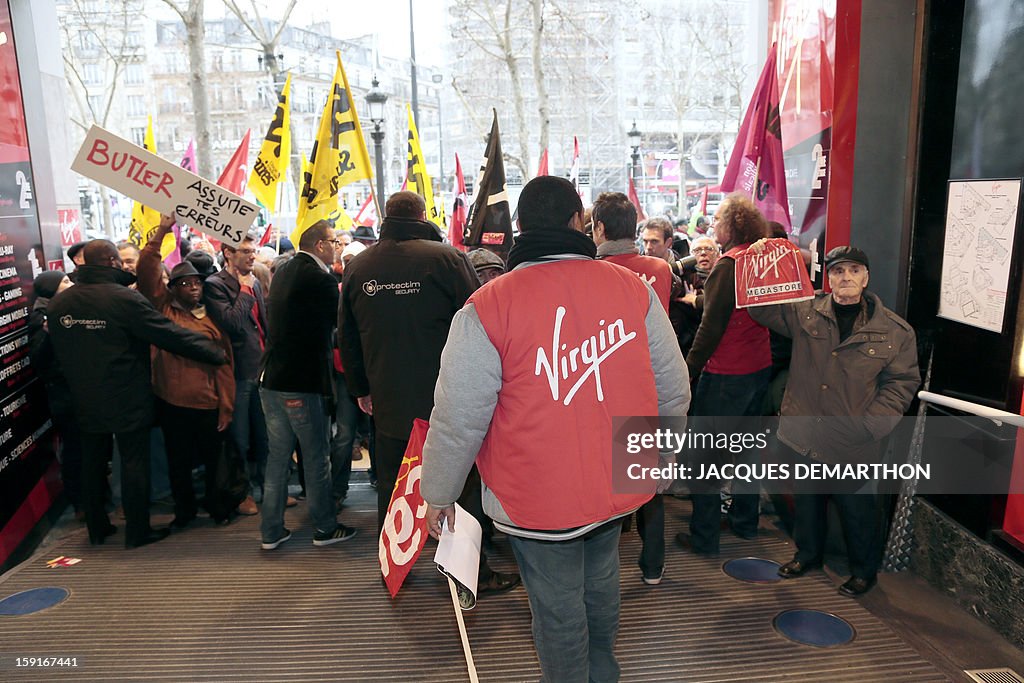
[33,270,67,299]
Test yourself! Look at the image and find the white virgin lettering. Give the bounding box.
[535,306,637,405]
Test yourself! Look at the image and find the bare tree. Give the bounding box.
[645,0,750,213]
[531,0,549,161]
[220,0,304,194]
[60,0,146,236]
[159,0,214,179]
[449,0,533,179]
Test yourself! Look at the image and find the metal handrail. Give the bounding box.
[917,390,1024,428]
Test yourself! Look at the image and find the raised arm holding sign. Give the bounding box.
[71,125,258,248]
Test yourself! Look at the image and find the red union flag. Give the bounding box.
[734,238,814,308]
[720,43,792,231]
[380,418,430,598]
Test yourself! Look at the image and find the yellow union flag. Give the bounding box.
[406,105,444,232]
[294,51,373,244]
[249,74,291,213]
[128,116,163,249]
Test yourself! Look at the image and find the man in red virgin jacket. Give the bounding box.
[422,177,690,683]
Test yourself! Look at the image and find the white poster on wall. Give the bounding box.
[938,178,1022,333]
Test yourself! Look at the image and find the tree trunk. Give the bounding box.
[183,0,213,179]
[98,184,114,238]
[531,0,549,169]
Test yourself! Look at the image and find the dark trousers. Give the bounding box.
[688,368,770,554]
[229,378,267,496]
[793,480,881,580]
[158,399,227,521]
[636,495,664,576]
[376,432,495,578]
[80,427,151,545]
[50,402,83,509]
[375,433,408,534]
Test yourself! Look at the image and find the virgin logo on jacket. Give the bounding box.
[535,305,638,405]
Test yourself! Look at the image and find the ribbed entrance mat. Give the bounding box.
[0,491,948,681]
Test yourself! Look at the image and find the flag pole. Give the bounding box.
[447,577,479,683]
[370,181,382,226]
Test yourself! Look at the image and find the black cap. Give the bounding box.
[185,250,217,278]
[167,261,206,286]
[67,241,87,260]
[824,246,869,271]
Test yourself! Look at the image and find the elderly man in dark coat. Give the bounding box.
[749,245,919,596]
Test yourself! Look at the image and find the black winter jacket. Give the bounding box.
[48,265,226,433]
[338,216,479,439]
[27,299,73,415]
[260,252,338,396]
[204,269,268,381]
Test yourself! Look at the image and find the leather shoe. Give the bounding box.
[236,496,258,516]
[125,527,170,549]
[838,576,876,597]
[170,514,196,529]
[88,522,117,545]
[674,532,719,558]
[777,559,821,578]
[477,571,522,597]
[285,496,298,508]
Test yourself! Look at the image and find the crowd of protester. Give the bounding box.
[30,183,919,682]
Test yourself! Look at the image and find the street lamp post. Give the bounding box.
[627,120,642,205]
[432,73,444,189]
[365,77,388,219]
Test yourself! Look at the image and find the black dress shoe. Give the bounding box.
[88,523,117,545]
[125,528,170,549]
[777,559,822,578]
[477,571,522,597]
[674,532,719,558]
[170,514,196,529]
[838,576,876,597]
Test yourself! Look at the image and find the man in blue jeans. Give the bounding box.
[259,220,357,549]
[205,233,268,514]
[422,177,689,682]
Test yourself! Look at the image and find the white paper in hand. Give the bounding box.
[433,503,482,610]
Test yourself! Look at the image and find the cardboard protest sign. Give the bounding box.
[379,418,430,598]
[71,125,258,248]
[734,238,814,308]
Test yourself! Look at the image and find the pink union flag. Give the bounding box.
[720,43,792,231]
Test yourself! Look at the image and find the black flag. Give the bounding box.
[465,110,513,254]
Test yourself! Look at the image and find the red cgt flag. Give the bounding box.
[627,175,646,221]
[379,418,430,598]
[536,148,549,177]
[448,154,468,251]
[353,194,377,227]
[720,43,791,231]
[205,130,252,251]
